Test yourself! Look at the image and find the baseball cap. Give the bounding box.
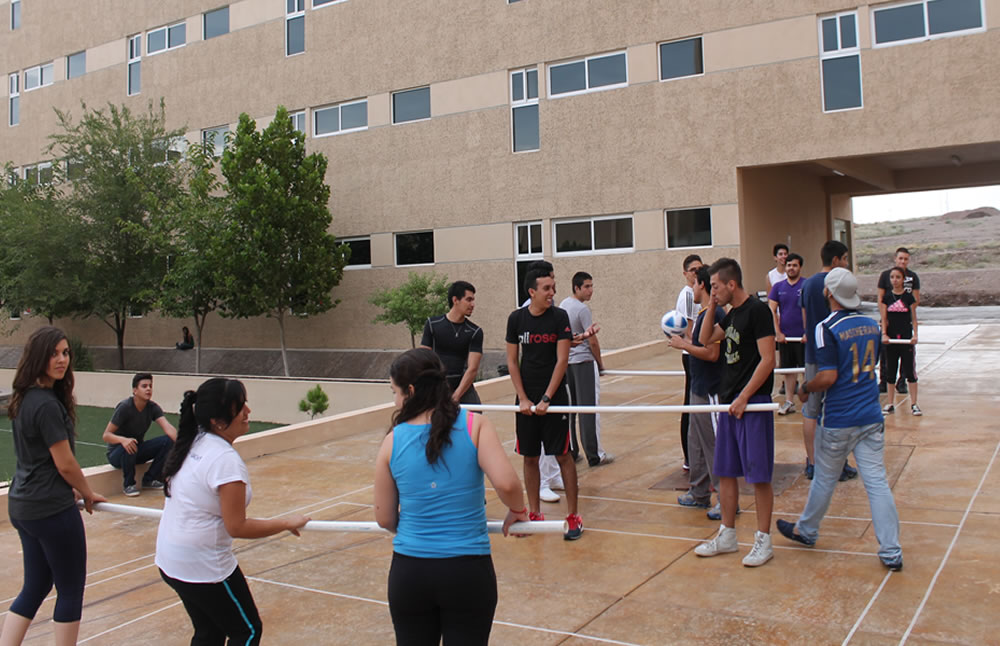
[824,267,861,310]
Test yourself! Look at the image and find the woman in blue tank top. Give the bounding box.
[375,348,528,645]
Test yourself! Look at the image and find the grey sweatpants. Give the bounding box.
[567,361,604,464]
[687,391,719,504]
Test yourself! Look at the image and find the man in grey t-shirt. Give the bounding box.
[103,373,177,496]
[559,272,613,467]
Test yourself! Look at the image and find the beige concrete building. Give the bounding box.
[3,0,999,358]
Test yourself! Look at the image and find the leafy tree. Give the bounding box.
[298,384,330,419]
[157,142,226,373]
[47,101,186,369]
[218,107,349,376]
[370,271,450,348]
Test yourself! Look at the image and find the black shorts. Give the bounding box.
[778,341,805,369]
[514,389,570,457]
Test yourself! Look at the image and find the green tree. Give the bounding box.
[218,107,349,376]
[370,271,450,348]
[298,384,330,419]
[157,142,226,373]
[47,101,187,369]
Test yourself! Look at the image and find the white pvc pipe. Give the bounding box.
[786,337,942,345]
[774,368,806,374]
[464,403,780,414]
[783,337,803,343]
[80,502,566,535]
[603,368,803,377]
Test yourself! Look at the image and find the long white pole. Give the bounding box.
[80,501,566,535]
[602,368,804,377]
[463,403,779,414]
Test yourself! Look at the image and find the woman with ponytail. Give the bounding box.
[1,327,106,646]
[374,348,527,645]
[155,378,309,645]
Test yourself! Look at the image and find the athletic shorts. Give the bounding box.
[885,344,917,383]
[778,342,805,369]
[514,389,571,457]
[801,362,824,420]
[714,394,775,484]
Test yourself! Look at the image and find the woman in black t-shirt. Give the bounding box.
[879,268,920,416]
[1,326,106,645]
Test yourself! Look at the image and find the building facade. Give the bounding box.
[3,0,999,354]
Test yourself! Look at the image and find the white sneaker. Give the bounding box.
[777,400,795,416]
[694,525,738,557]
[539,486,561,503]
[742,531,774,567]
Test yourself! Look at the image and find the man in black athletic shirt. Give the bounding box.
[421,281,484,404]
[506,268,582,540]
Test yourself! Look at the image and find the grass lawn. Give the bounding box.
[0,405,281,484]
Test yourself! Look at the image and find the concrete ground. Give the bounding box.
[0,323,996,645]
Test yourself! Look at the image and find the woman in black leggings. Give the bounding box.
[1,327,106,646]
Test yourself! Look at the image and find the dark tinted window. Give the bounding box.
[666,208,712,248]
[874,4,926,43]
[341,102,367,130]
[345,238,371,266]
[512,104,539,152]
[594,217,632,250]
[286,15,305,55]
[821,18,839,52]
[822,55,862,111]
[204,7,229,39]
[839,14,857,47]
[660,38,703,80]
[396,231,434,265]
[67,52,86,79]
[588,53,626,88]
[555,221,592,253]
[928,0,982,34]
[550,60,586,95]
[393,87,431,123]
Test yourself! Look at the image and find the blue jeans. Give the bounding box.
[107,434,173,487]
[796,422,901,561]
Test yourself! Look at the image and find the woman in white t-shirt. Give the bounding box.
[155,378,309,645]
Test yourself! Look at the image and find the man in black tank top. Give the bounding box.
[421,281,484,404]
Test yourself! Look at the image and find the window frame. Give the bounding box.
[201,125,229,158]
[23,62,53,91]
[312,98,368,137]
[8,73,18,127]
[818,10,863,113]
[312,0,348,8]
[66,51,86,80]
[10,0,20,30]
[127,34,141,96]
[341,235,372,270]
[146,21,186,55]
[203,6,230,40]
[552,214,635,257]
[394,230,435,267]
[547,50,629,99]
[515,221,544,259]
[285,0,306,57]
[510,67,540,153]
[664,206,714,250]
[391,86,431,125]
[658,35,705,83]
[290,110,307,135]
[871,0,986,48]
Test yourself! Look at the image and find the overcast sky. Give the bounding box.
[852,185,1000,224]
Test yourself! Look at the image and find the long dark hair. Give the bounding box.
[9,326,76,424]
[389,348,460,465]
[162,378,248,496]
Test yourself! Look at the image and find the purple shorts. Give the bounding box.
[714,394,775,484]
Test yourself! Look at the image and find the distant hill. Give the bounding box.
[854,206,1000,306]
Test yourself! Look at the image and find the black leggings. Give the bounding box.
[160,566,262,646]
[681,353,692,465]
[9,505,87,623]
[388,553,497,646]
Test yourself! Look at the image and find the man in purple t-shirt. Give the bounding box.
[768,253,805,416]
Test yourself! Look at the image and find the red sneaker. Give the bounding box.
[564,514,583,540]
[529,511,545,521]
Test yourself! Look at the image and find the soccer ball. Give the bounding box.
[661,310,687,337]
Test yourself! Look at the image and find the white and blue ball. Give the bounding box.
[660,310,687,337]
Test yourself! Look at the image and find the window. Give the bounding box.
[10,0,20,29]
[395,231,434,266]
[665,207,712,248]
[127,34,141,95]
[8,305,22,321]
[313,99,368,136]
[153,137,187,163]
[37,162,53,184]
[659,36,703,81]
[286,0,305,56]
[66,51,85,79]
[819,11,862,112]
[511,68,539,152]
[873,0,983,46]
[290,110,306,134]
[147,22,186,54]
[554,215,633,255]
[203,6,229,40]
[23,63,53,91]
[201,125,229,157]
[516,221,543,256]
[313,0,347,6]
[342,236,371,268]
[549,51,627,97]
[392,87,430,124]
[8,73,18,126]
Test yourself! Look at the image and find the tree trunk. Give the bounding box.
[277,311,290,377]
[194,314,205,374]
[410,332,416,349]
[115,312,126,370]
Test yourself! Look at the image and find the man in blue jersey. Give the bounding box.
[777,268,902,571]
[799,241,857,483]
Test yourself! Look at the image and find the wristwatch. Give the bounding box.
[799,382,809,395]
[540,394,551,403]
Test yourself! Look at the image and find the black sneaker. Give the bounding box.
[776,519,815,546]
[881,556,903,572]
[839,464,859,482]
[895,379,908,394]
